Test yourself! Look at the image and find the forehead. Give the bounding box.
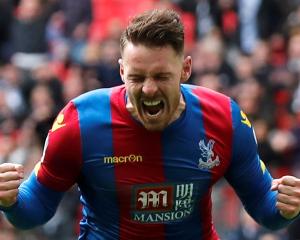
[122,43,182,71]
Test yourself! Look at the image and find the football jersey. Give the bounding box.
[2,84,292,239]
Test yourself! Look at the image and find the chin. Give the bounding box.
[142,122,166,132]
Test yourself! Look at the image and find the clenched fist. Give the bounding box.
[0,163,24,208]
[272,176,300,219]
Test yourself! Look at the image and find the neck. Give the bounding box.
[168,93,186,124]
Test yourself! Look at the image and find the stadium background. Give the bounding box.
[0,0,300,239]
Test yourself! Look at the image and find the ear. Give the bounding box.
[181,56,192,83]
[118,58,125,83]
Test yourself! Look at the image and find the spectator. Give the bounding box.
[9,0,56,70]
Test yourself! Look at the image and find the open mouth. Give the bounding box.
[142,100,164,116]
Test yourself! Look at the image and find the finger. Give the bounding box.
[0,179,22,191]
[271,179,281,191]
[277,193,300,206]
[0,171,23,182]
[281,176,297,187]
[0,188,19,200]
[0,189,18,207]
[276,201,300,219]
[0,163,24,178]
[14,165,24,178]
[0,163,19,173]
[277,184,295,196]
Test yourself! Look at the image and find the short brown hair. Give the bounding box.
[120,9,184,56]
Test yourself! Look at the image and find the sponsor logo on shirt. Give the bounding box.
[103,154,143,164]
[198,139,220,169]
[260,159,266,174]
[51,113,66,132]
[240,110,251,128]
[131,183,195,223]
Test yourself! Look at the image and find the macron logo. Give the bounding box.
[104,154,143,164]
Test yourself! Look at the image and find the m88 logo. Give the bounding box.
[131,182,195,223]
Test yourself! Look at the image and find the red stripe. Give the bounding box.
[193,87,233,240]
[37,102,82,191]
[110,86,166,240]
[200,189,220,240]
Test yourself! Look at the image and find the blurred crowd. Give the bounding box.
[0,0,300,239]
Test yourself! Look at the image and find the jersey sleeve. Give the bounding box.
[0,101,82,229]
[35,101,82,191]
[225,100,294,230]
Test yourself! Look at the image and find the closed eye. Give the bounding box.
[128,75,145,82]
[154,74,171,81]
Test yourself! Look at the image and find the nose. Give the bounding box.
[142,78,158,97]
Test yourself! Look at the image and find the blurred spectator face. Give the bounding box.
[237,94,258,116]
[18,0,42,20]
[63,66,85,102]
[253,119,268,142]
[252,41,270,69]
[17,119,36,147]
[288,33,300,59]
[201,36,223,72]
[268,129,296,153]
[32,63,55,82]
[1,64,21,87]
[194,73,223,93]
[218,0,235,10]
[269,68,295,89]
[288,33,300,73]
[0,118,17,135]
[84,41,101,65]
[100,39,120,65]
[235,55,254,81]
[106,19,123,41]
[0,90,11,118]
[0,135,16,162]
[73,23,89,40]
[235,81,262,116]
[30,85,54,122]
[191,41,206,74]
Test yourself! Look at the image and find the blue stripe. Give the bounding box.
[162,85,212,239]
[74,89,120,239]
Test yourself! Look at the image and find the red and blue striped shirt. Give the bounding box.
[2,84,292,239]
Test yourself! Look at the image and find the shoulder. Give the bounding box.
[182,84,232,118]
[70,85,124,110]
[73,86,120,104]
[182,84,231,103]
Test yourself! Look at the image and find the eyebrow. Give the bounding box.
[127,73,144,78]
[154,72,172,76]
[128,72,172,77]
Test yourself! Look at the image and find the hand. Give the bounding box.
[0,163,24,208]
[272,176,300,219]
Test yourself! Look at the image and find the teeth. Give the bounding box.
[143,100,161,106]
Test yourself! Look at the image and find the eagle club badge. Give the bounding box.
[198,139,220,169]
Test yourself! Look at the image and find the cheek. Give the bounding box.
[166,87,181,105]
[126,85,140,100]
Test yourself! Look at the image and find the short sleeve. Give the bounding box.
[35,101,82,191]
